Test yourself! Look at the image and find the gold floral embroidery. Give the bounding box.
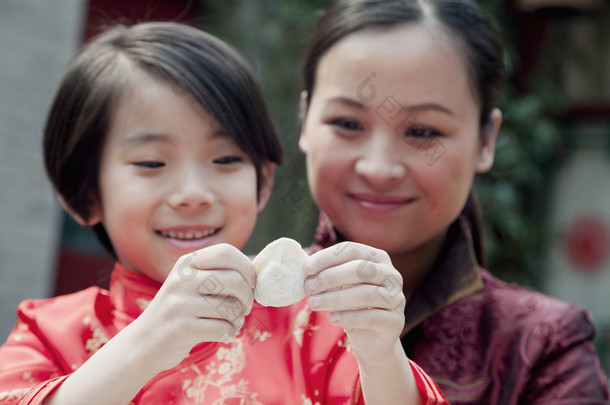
[181,337,263,404]
[83,316,110,355]
[300,393,321,405]
[10,321,29,343]
[0,369,42,404]
[292,306,319,347]
[337,335,352,353]
[243,327,270,344]
[135,298,150,311]
[0,388,30,404]
[240,313,271,344]
[21,371,36,386]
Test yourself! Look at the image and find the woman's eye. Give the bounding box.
[213,156,243,165]
[133,161,165,169]
[330,118,363,131]
[404,126,440,138]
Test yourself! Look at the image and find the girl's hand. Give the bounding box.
[303,241,406,367]
[131,243,256,372]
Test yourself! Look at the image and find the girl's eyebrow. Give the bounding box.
[209,128,229,140]
[119,130,229,148]
[120,132,172,146]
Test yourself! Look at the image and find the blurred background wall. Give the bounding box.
[0,0,609,376]
[0,0,83,346]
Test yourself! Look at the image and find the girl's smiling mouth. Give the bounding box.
[156,228,221,249]
[158,228,219,240]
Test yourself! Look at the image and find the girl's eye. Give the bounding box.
[133,161,165,169]
[213,156,243,165]
[404,126,441,138]
[330,118,363,131]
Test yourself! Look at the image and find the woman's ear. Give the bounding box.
[298,90,310,153]
[58,195,102,226]
[257,162,276,213]
[299,90,308,123]
[476,108,502,173]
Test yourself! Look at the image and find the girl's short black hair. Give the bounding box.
[44,22,283,256]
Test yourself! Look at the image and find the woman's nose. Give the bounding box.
[354,136,407,187]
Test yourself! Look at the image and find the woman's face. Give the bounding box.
[299,24,499,260]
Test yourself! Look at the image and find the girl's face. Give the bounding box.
[300,24,499,262]
[86,74,273,282]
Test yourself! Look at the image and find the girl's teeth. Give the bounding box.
[160,229,215,240]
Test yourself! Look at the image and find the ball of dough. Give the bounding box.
[253,237,309,307]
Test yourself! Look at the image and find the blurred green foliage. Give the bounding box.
[203,0,562,289]
[202,0,328,255]
[475,0,562,288]
[477,91,560,288]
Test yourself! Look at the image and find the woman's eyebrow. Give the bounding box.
[405,103,454,116]
[327,96,454,116]
[327,96,367,109]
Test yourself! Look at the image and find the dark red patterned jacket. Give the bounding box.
[310,215,609,404]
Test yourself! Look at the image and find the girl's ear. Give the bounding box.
[476,108,502,173]
[257,162,276,213]
[298,90,310,153]
[58,195,103,226]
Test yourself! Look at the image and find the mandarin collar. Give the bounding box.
[400,218,483,334]
[311,213,483,335]
[109,262,162,325]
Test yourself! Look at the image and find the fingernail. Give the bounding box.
[328,311,340,324]
[308,295,321,308]
[222,330,234,343]
[305,277,318,293]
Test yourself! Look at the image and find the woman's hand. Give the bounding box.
[132,243,256,372]
[303,241,406,367]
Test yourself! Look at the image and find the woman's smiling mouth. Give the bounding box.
[349,193,415,213]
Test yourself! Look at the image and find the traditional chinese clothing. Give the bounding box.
[0,261,446,404]
[311,213,609,404]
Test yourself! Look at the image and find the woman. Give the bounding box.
[298,0,609,403]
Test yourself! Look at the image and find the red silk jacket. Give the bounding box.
[0,262,446,404]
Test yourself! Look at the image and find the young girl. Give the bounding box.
[298,0,609,404]
[0,22,446,404]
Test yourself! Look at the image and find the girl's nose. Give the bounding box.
[354,136,407,187]
[168,166,214,209]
